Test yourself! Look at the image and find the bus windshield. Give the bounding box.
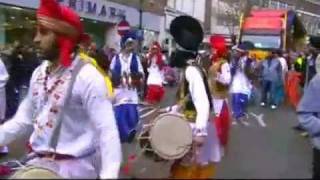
[241,35,281,49]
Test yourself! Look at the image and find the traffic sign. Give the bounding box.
[117,20,130,36]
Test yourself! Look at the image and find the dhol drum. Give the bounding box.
[138,112,193,161]
[10,166,61,179]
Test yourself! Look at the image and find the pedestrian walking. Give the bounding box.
[275,50,288,105]
[260,51,282,109]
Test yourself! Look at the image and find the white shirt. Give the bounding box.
[215,63,231,85]
[147,56,165,86]
[185,66,210,136]
[0,57,121,179]
[110,53,144,105]
[0,57,9,89]
[230,57,252,95]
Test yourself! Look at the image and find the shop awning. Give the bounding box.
[243,17,283,30]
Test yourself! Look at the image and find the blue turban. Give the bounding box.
[120,31,137,49]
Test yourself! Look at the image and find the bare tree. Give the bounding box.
[218,0,247,43]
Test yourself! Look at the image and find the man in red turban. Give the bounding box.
[144,41,166,104]
[208,35,232,154]
[0,0,121,178]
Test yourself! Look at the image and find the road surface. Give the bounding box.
[0,86,312,179]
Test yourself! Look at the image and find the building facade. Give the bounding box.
[163,0,207,53]
[0,0,166,51]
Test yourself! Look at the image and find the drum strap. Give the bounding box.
[49,56,87,152]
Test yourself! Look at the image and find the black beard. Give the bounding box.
[39,43,60,63]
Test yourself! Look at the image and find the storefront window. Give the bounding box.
[81,18,114,48]
[0,4,114,49]
[0,4,36,46]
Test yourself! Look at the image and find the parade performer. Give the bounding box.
[168,16,222,179]
[144,41,165,104]
[0,0,121,178]
[208,35,231,153]
[78,35,114,97]
[230,44,254,125]
[110,34,144,143]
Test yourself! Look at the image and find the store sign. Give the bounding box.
[58,0,126,20]
[0,0,161,32]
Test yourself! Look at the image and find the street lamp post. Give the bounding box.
[138,0,143,53]
[138,0,154,52]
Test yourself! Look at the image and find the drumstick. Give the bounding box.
[158,107,168,113]
[140,108,158,119]
[138,106,154,113]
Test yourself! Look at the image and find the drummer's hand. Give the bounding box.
[193,136,206,147]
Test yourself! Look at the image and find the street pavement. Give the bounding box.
[0,86,313,179]
[216,104,312,179]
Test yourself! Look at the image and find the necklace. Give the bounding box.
[42,66,64,103]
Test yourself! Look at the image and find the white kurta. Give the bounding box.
[0,57,9,121]
[0,56,121,179]
[146,56,165,86]
[230,57,252,96]
[180,66,221,164]
[110,53,144,106]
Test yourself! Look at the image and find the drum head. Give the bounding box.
[150,113,192,160]
[10,166,61,179]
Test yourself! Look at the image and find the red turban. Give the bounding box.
[148,41,164,70]
[37,0,84,67]
[80,33,92,47]
[210,35,227,62]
